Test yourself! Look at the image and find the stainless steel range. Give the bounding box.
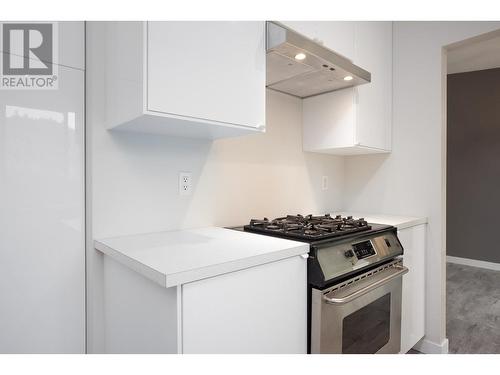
[242,214,408,354]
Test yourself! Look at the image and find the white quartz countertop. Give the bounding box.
[94,227,309,288]
[335,212,427,230]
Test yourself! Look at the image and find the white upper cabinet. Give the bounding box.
[148,22,265,130]
[281,21,355,59]
[104,21,266,139]
[354,22,393,152]
[302,22,393,155]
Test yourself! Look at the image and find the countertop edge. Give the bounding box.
[394,217,428,230]
[94,237,309,289]
[165,244,309,287]
[94,239,167,288]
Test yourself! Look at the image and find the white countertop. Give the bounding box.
[94,227,309,288]
[335,212,427,230]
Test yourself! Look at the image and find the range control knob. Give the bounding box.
[344,250,355,258]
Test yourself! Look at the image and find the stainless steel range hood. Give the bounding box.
[266,22,371,98]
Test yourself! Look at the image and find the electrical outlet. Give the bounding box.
[179,172,192,196]
[322,175,328,190]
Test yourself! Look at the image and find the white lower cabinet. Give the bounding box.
[399,224,426,353]
[182,255,307,353]
[103,255,307,353]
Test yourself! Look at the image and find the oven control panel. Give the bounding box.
[310,227,404,287]
[352,240,376,259]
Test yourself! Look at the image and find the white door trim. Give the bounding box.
[413,337,449,354]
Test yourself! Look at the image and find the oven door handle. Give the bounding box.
[323,266,409,305]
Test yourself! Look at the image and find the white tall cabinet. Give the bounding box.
[0,22,85,353]
[289,21,393,155]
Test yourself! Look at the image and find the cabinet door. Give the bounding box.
[399,225,426,353]
[147,21,265,129]
[354,22,392,151]
[181,256,307,354]
[0,23,85,353]
[282,21,355,59]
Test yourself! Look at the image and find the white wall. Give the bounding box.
[92,88,344,237]
[343,21,500,351]
[86,22,344,352]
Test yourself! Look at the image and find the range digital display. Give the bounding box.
[352,240,376,259]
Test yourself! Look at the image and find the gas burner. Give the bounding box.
[244,214,371,241]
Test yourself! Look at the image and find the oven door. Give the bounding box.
[310,262,408,354]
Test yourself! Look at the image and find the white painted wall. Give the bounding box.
[342,21,500,351]
[86,22,344,352]
[92,86,343,235]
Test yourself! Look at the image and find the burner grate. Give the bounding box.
[244,214,371,241]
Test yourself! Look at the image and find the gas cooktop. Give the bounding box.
[243,214,372,241]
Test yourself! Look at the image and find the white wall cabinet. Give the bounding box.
[104,21,266,139]
[281,21,355,59]
[353,22,393,151]
[399,224,426,353]
[302,22,393,155]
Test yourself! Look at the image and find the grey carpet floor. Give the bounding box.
[447,262,500,354]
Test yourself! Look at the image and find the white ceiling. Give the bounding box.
[448,34,500,74]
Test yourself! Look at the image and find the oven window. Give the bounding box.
[342,294,391,354]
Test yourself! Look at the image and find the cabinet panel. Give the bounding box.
[104,21,145,128]
[354,22,392,150]
[0,22,84,70]
[282,21,355,59]
[58,21,85,70]
[0,63,85,353]
[399,225,426,353]
[147,21,265,129]
[103,257,178,354]
[303,88,356,152]
[182,256,307,354]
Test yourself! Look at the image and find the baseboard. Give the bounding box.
[447,256,500,271]
[413,338,449,354]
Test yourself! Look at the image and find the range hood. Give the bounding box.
[266,22,371,98]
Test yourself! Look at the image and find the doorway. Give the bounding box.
[445,31,500,354]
